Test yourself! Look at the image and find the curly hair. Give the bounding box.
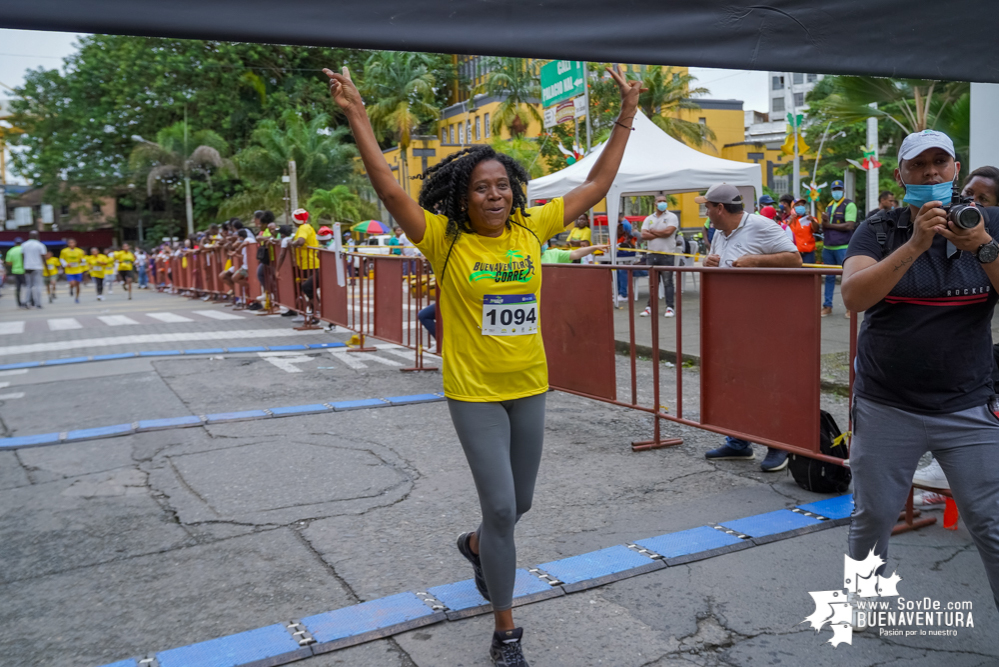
[416,145,531,238]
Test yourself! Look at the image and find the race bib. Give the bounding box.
[481,294,538,336]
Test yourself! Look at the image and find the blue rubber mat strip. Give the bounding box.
[44,356,92,365]
[137,416,204,431]
[226,346,268,353]
[92,353,140,361]
[156,623,302,667]
[139,350,183,357]
[95,495,852,667]
[66,424,134,441]
[183,348,227,355]
[538,545,657,586]
[635,525,744,559]
[797,494,854,520]
[718,509,823,538]
[331,398,388,411]
[0,361,41,369]
[307,342,347,349]
[385,393,444,405]
[268,344,308,351]
[269,404,330,416]
[0,432,61,449]
[206,410,270,424]
[303,592,437,645]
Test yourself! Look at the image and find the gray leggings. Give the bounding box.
[849,396,999,610]
[448,392,546,611]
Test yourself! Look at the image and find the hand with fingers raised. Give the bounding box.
[606,64,647,129]
[323,66,363,115]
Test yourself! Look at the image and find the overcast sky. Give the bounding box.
[0,28,769,183]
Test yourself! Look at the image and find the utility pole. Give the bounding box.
[288,160,299,212]
[282,170,291,224]
[866,104,879,215]
[786,72,801,201]
[583,62,592,154]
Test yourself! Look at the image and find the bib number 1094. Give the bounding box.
[481,294,538,336]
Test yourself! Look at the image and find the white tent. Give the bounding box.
[527,110,763,260]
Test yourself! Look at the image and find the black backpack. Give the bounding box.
[788,410,852,494]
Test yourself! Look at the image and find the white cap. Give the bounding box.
[898,129,956,162]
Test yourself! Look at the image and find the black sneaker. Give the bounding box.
[280,309,297,317]
[456,531,489,601]
[247,302,262,311]
[490,628,529,667]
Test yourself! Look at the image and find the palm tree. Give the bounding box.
[359,51,441,187]
[221,109,358,219]
[636,67,715,149]
[474,57,542,138]
[307,185,365,224]
[129,120,233,236]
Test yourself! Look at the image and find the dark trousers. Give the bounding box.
[14,274,26,306]
[418,304,437,339]
[95,276,104,295]
[646,254,675,310]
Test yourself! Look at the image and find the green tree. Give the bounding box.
[307,185,366,223]
[474,58,542,138]
[489,136,545,178]
[221,109,358,219]
[129,120,234,236]
[636,67,714,149]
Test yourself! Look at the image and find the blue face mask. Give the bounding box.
[541,243,549,253]
[794,205,807,216]
[656,201,668,212]
[902,180,954,208]
[831,190,844,200]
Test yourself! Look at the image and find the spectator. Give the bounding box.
[541,243,609,263]
[615,217,640,308]
[758,194,777,220]
[21,231,47,310]
[878,190,897,211]
[962,165,999,207]
[640,194,679,318]
[778,193,795,222]
[566,213,592,247]
[136,248,149,289]
[59,237,86,304]
[289,209,320,324]
[788,197,820,264]
[388,227,403,255]
[821,179,858,317]
[254,211,277,310]
[699,182,801,472]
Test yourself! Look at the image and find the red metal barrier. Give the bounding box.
[318,249,349,327]
[373,257,404,344]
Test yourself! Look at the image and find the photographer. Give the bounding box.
[841,130,999,610]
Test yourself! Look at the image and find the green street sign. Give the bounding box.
[540,60,585,108]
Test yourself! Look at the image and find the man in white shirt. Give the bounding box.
[20,231,47,309]
[640,194,679,317]
[698,183,801,473]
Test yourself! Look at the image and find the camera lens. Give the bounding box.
[957,207,983,229]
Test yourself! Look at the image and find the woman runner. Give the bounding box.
[325,64,642,666]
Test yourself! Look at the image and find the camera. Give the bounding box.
[944,188,984,230]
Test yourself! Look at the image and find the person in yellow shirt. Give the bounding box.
[88,247,109,301]
[115,243,137,300]
[59,238,86,303]
[289,208,320,324]
[566,214,592,248]
[43,251,60,303]
[326,64,640,665]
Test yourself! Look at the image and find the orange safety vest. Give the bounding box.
[789,215,816,253]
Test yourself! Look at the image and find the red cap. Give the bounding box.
[318,226,334,236]
[760,205,777,220]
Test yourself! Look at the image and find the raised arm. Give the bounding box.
[323,67,427,244]
[562,66,646,225]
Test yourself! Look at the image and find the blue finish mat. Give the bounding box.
[718,509,824,538]
[538,545,656,585]
[302,592,438,645]
[157,623,302,667]
[635,525,744,559]
[427,569,553,613]
[797,494,855,520]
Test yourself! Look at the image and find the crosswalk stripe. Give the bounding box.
[146,312,194,323]
[0,392,25,400]
[0,322,25,335]
[191,310,244,321]
[48,318,82,331]
[97,315,140,326]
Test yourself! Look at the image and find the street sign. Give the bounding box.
[543,95,589,129]
[540,60,585,108]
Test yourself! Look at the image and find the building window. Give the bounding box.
[792,72,804,85]
[92,202,102,214]
[458,123,465,145]
[450,125,455,144]
[441,127,447,143]
[475,116,481,141]
[466,120,471,143]
[772,75,783,90]
[484,113,491,138]
[60,204,70,216]
[772,175,790,195]
[794,92,804,107]
[807,73,817,83]
[698,202,707,217]
[698,117,707,125]
[772,97,785,112]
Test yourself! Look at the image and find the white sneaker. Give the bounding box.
[913,459,950,490]
[292,314,305,323]
[640,307,651,317]
[914,491,948,507]
[664,307,675,318]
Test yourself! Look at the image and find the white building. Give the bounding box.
[769,72,823,117]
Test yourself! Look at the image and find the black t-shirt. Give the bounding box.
[846,206,999,414]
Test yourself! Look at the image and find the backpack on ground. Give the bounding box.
[788,410,852,494]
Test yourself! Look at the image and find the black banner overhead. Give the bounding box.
[0,0,994,83]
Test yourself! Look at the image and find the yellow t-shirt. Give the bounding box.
[89,254,108,278]
[43,257,60,277]
[116,251,135,271]
[102,254,116,274]
[415,198,566,402]
[567,226,592,245]
[60,247,86,275]
[293,224,320,270]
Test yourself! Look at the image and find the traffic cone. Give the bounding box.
[943,498,959,530]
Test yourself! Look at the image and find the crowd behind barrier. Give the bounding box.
[155,239,853,464]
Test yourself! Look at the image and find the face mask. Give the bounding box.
[901,180,954,208]
[831,190,844,200]
[541,243,549,253]
[657,202,668,212]
[794,205,807,216]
